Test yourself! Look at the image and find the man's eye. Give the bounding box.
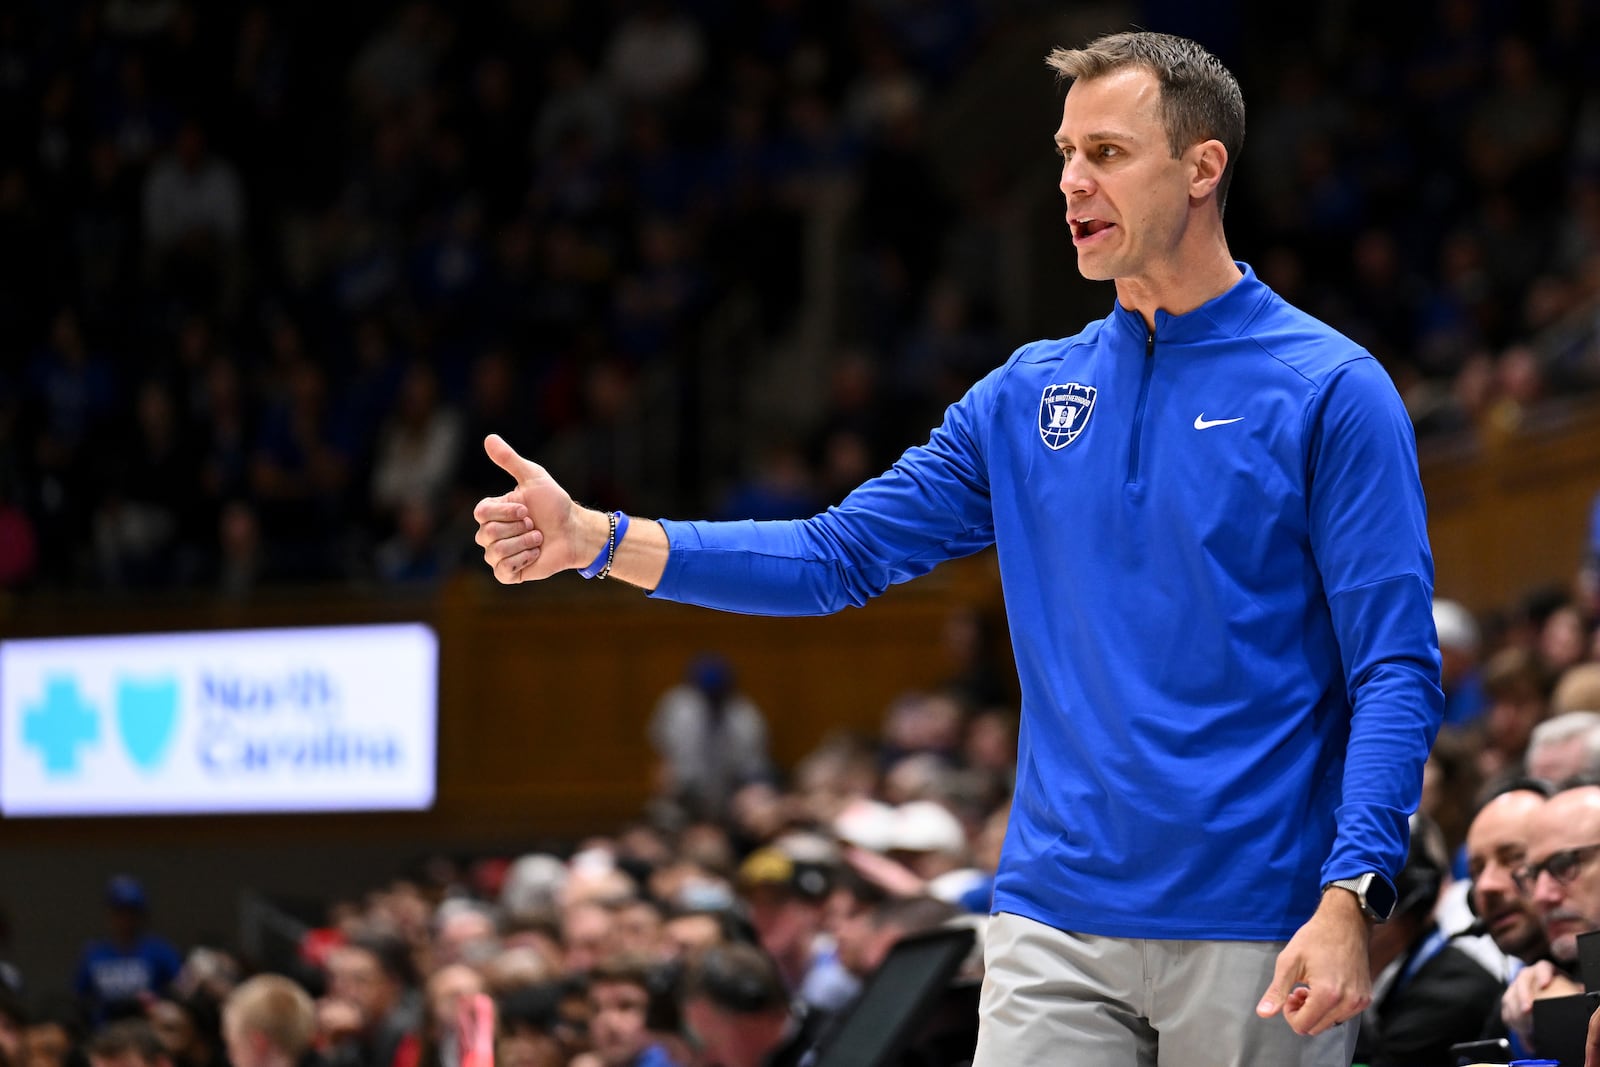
[1100,145,1119,158]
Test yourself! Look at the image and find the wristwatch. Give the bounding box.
[1322,872,1397,923]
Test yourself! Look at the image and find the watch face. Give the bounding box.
[1362,873,1398,921]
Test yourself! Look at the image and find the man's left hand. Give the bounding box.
[1255,888,1372,1036]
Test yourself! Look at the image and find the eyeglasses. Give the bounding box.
[1512,842,1600,895]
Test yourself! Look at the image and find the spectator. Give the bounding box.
[139,120,245,313]
[734,842,857,1016]
[568,956,676,1067]
[1466,782,1555,967]
[1553,663,1600,717]
[84,1022,169,1067]
[0,987,23,1067]
[1463,780,1555,1058]
[144,998,220,1067]
[559,903,614,979]
[492,985,566,1067]
[20,998,84,1067]
[678,944,820,1067]
[1527,712,1600,786]
[420,966,482,1067]
[318,937,422,1067]
[1435,598,1487,729]
[1476,646,1551,785]
[221,975,316,1067]
[831,896,960,983]
[648,655,773,824]
[73,878,182,1025]
[1353,814,1503,1067]
[1500,785,1600,1049]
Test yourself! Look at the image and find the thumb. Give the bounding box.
[1256,958,1296,1018]
[484,433,539,483]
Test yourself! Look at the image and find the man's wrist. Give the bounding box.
[1320,883,1371,919]
[573,508,611,573]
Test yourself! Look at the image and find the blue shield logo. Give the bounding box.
[116,677,179,771]
[1039,383,1097,450]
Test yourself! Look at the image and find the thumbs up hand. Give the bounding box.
[473,434,587,583]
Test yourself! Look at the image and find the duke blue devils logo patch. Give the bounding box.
[1039,383,1097,450]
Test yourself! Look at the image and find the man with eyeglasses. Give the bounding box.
[1501,785,1600,1047]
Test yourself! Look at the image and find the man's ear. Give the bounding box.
[1189,139,1228,202]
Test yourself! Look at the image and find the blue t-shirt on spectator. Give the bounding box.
[73,935,182,1019]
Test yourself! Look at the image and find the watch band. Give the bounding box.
[1323,872,1396,923]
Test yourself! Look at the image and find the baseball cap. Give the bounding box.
[737,846,832,902]
[1432,598,1480,653]
[890,801,967,855]
[106,874,147,911]
[833,798,899,853]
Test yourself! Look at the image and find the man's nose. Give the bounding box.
[1060,158,1093,199]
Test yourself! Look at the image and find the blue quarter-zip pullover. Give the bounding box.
[651,264,1442,940]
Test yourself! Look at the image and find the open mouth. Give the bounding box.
[1069,216,1115,243]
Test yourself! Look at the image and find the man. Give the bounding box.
[1554,663,1600,717]
[1465,783,1552,967]
[1353,815,1503,1066]
[475,30,1441,1066]
[222,975,317,1067]
[734,843,858,1015]
[648,654,774,823]
[1527,711,1600,786]
[318,937,422,1067]
[73,877,183,1024]
[832,896,961,983]
[1434,598,1486,729]
[85,1021,170,1067]
[1501,785,1600,1047]
[570,956,676,1067]
[0,988,23,1067]
[422,965,484,1067]
[678,944,817,1067]
[1476,646,1549,786]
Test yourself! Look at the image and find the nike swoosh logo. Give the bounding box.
[1194,414,1244,430]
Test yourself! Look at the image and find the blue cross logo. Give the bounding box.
[23,676,101,776]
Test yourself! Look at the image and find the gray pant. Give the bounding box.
[973,912,1360,1066]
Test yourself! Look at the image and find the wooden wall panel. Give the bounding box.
[1422,404,1600,613]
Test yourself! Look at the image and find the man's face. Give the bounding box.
[1055,67,1202,287]
[221,1015,261,1067]
[1529,734,1589,786]
[1465,790,1548,960]
[831,900,897,980]
[22,1024,71,1067]
[587,981,651,1067]
[681,1000,735,1067]
[0,1012,20,1067]
[1524,787,1600,961]
[663,914,721,958]
[148,1001,195,1058]
[612,903,664,960]
[744,889,817,964]
[560,905,613,975]
[426,964,484,1036]
[326,947,398,1026]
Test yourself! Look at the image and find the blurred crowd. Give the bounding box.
[6,0,1600,1061]
[0,0,1597,592]
[0,552,1599,1065]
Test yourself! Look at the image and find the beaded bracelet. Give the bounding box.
[577,511,630,580]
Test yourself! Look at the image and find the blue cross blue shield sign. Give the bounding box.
[1039,383,1097,450]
